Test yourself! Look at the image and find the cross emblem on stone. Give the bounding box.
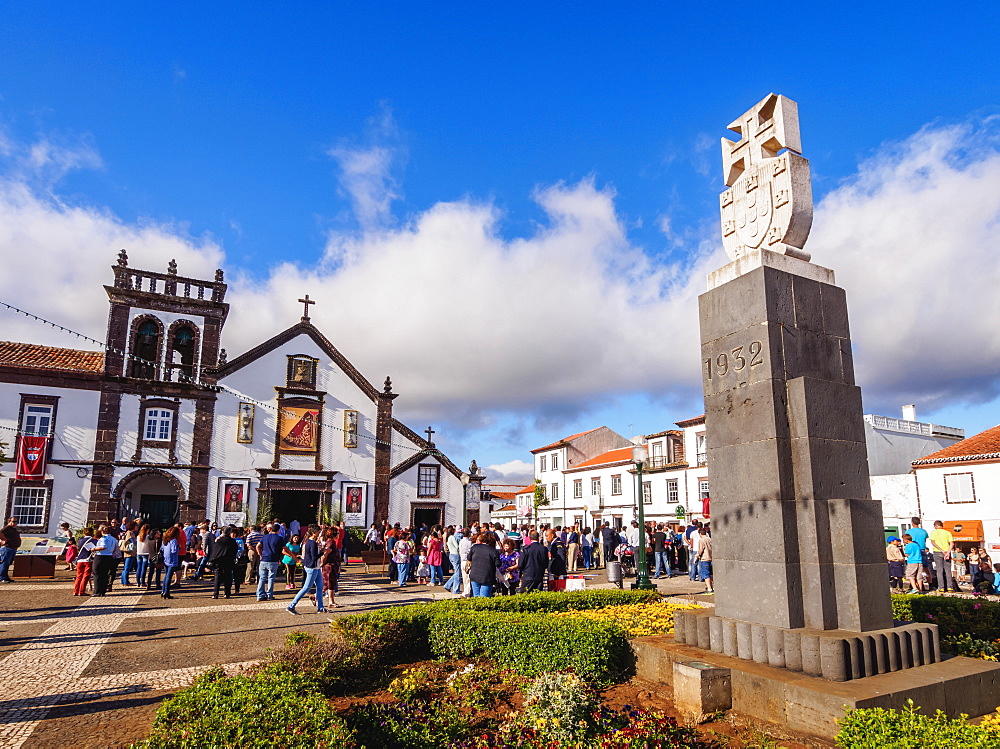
[721,94,802,187]
[298,294,316,322]
[425,426,435,445]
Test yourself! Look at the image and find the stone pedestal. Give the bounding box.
[699,252,893,640]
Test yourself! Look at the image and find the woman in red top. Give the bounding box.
[426,530,444,586]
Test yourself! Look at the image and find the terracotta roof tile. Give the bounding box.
[913,424,1000,465]
[674,415,705,428]
[531,427,601,453]
[0,341,104,373]
[573,447,635,469]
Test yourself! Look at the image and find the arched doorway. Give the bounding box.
[114,469,185,529]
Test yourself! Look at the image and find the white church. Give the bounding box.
[0,253,474,536]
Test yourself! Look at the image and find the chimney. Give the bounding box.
[902,404,917,422]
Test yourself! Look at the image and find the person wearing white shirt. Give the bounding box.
[458,531,473,598]
[92,526,120,596]
[627,521,640,549]
[364,524,381,550]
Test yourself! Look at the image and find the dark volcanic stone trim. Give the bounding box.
[133,397,180,463]
[5,478,54,534]
[88,388,122,523]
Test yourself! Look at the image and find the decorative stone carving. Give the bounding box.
[720,94,813,262]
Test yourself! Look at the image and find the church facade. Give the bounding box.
[0,255,471,536]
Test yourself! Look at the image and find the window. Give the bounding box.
[131,319,161,379]
[21,404,54,436]
[699,480,710,501]
[418,464,441,497]
[551,453,559,471]
[551,483,559,501]
[667,478,679,503]
[170,325,196,381]
[643,481,652,504]
[11,485,47,527]
[539,455,547,473]
[573,479,582,499]
[696,433,707,466]
[144,409,173,441]
[944,473,976,504]
[611,475,622,495]
[591,477,601,496]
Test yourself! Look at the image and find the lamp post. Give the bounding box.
[631,439,656,591]
[460,472,470,528]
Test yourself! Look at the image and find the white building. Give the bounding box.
[0,255,468,536]
[862,405,964,538]
[911,423,1000,553]
[528,417,710,530]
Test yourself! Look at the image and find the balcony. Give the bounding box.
[696,452,707,467]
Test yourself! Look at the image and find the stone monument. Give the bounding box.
[674,93,938,680]
[640,94,1000,738]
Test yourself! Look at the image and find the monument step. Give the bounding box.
[674,609,940,682]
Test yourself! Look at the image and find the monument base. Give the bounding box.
[674,609,940,682]
[633,634,1000,740]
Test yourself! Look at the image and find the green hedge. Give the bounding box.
[837,700,1000,748]
[891,593,1000,640]
[134,666,353,748]
[428,610,630,685]
[334,590,655,686]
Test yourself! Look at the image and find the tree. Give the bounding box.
[532,478,550,519]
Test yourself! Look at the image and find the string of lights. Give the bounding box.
[0,299,431,454]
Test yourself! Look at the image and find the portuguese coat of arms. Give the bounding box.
[720,94,813,262]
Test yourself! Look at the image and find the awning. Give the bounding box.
[944,520,984,542]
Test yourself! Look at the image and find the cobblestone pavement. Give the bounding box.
[0,564,705,746]
[0,569,433,747]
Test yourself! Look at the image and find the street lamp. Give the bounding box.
[460,472,470,528]
[631,439,656,591]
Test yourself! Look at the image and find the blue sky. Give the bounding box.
[1,3,999,483]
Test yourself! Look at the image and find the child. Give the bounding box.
[64,535,78,570]
[416,549,430,584]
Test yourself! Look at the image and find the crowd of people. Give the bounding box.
[59,516,356,613]
[362,517,716,597]
[887,516,996,595]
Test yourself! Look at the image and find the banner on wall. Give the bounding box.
[16,436,48,479]
[341,482,367,527]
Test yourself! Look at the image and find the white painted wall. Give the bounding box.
[0,381,101,535]
[915,462,1000,551]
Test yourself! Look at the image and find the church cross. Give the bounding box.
[298,294,316,322]
[425,426,435,445]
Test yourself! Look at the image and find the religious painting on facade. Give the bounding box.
[343,409,358,448]
[286,355,318,389]
[236,402,254,443]
[218,478,249,527]
[278,406,320,451]
[341,482,366,527]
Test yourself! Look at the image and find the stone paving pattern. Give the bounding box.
[0,565,705,746]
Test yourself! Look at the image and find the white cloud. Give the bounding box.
[222,178,721,428]
[810,120,1000,411]
[0,133,223,349]
[2,116,999,449]
[485,459,534,487]
[326,105,403,231]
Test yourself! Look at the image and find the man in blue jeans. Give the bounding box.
[255,523,284,601]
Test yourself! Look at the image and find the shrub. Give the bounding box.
[891,593,1000,642]
[520,671,599,745]
[333,590,660,670]
[428,610,631,685]
[940,632,1000,661]
[348,699,473,748]
[134,667,353,748]
[836,699,1000,748]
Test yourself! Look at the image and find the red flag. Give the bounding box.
[701,495,711,518]
[16,435,48,479]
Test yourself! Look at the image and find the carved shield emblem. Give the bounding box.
[720,152,812,261]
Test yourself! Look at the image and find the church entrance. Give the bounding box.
[271,489,320,527]
[412,505,443,530]
[140,495,179,529]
